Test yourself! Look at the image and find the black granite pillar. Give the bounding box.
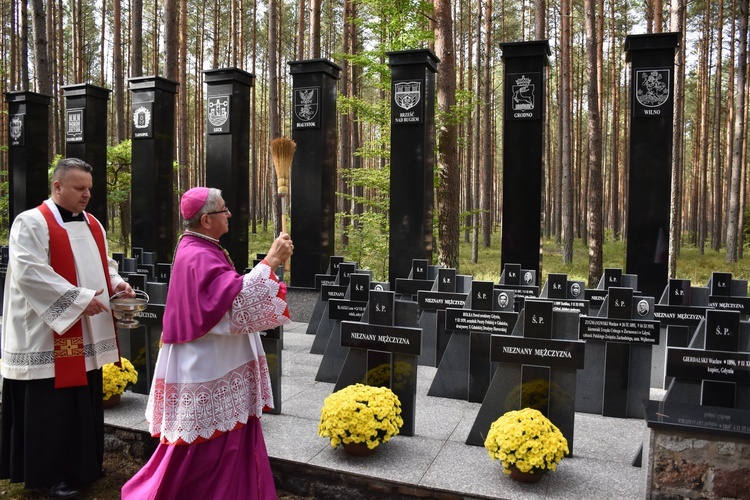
[288,59,341,288]
[204,68,254,273]
[624,33,680,299]
[129,76,178,263]
[387,49,438,288]
[5,91,51,222]
[499,41,550,282]
[63,83,111,228]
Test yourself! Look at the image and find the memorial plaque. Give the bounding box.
[417,291,467,310]
[711,272,733,297]
[445,309,518,334]
[392,80,425,124]
[633,68,673,118]
[9,113,25,147]
[547,273,568,299]
[579,316,660,344]
[506,72,542,121]
[705,309,740,352]
[645,400,750,438]
[293,86,321,129]
[666,348,750,384]
[321,284,347,301]
[154,263,171,284]
[369,291,394,326]
[524,299,553,339]
[132,102,154,139]
[350,273,371,302]
[608,287,633,319]
[437,268,456,292]
[503,263,521,285]
[412,259,429,280]
[132,247,143,265]
[707,296,750,315]
[604,268,622,289]
[66,109,84,143]
[206,95,231,134]
[338,262,356,287]
[668,279,692,306]
[328,299,367,321]
[550,299,589,315]
[136,264,155,280]
[314,274,337,289]
[491,336,585,370]
[341,321,422,356]
[585,289,607,311]
[471,281,494,311]
[654,305,706,328]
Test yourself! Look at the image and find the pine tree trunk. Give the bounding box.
[435,0,460,269]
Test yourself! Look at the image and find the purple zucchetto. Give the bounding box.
[180,187,210,219]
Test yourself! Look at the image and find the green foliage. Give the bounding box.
[107,140,132,205]
[337,166,390,280]
[338,210,390,281]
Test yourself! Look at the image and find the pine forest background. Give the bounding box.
[0,0,749,287]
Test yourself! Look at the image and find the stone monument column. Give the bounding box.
[387,49,438,288]
[63,83,111,228]
[129,76,178,263]
[499,41,550,282]
[288,59,341,288]
[204,68,254,273]
[5,91,51,222]
[624,33,679,298]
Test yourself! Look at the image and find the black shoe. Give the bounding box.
[48,482,80,499]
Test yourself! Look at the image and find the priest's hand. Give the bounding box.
[84,289,110,316]
[113,281,136,298]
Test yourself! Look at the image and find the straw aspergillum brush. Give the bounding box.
[271,136,296,270]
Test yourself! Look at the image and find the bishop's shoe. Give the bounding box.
[48,481,80,499]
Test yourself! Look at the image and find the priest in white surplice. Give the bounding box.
[0,158,134,499]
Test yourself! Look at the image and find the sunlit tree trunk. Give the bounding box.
[113,0,126,141]
[726,0,748,262]
[435,0,460,268]
[585,0,602,287]
[132,0,143,77]
[711,0,725,251]
[309,0,321,58]
[480,0,492,248]
[560,0,574,264]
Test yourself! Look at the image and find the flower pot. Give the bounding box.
[509,465,544,483]
[343,442,376,457]
[102,393,121,409]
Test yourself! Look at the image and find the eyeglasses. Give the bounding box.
[204,207,230,216]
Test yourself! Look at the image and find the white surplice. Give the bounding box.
[146,264,289,445]
[1,199,123,381]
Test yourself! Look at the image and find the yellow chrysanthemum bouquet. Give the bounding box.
[102,357,139,401]
[318,383,404,450]
[484,407,569,476]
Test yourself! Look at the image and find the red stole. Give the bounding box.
[38,203,118,388]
